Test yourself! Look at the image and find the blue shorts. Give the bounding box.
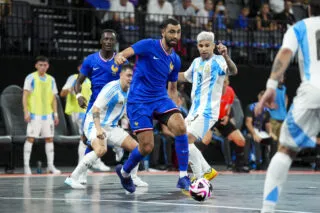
[127,98,179,132]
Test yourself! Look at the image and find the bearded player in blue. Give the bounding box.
[114,18,190,193]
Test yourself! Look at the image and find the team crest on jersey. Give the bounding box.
[169,62,174,71]
[134,121,139,126]
[204,64,210,73]
[111,64,119,76]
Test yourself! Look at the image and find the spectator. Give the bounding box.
[22,56,61,175]
[269,76,288,147]
[275,0,296,31]
[101,0,135,25]
[269,0,285,14]
[256,3,277,31]
[174,0,196,25]
[177,82,191,110]
[196,0,214,30]
[147,0,173,23]
[244,90,278,170]
[213,0,228,30]
[234,6,250,30]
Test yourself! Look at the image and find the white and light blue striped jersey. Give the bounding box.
[84,80,128,128]
[184,54,227,120]
[281,16,320,89]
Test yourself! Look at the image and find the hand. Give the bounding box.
[270,132,278,141]
[253,134,262,143]
[96,128,106,140]
[220,115,228,126]
[254,88,276,116]
[77,96,87,109]
[114,53,126,65]
[216,43,228,56]
[54,116,59,126]
[24,112,31,123]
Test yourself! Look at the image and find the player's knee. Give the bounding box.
[141,143,154,155]
[172,123,187,136]
[96,147,107,157]
[27,137,35,143]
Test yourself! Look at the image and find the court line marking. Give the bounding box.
[0,171,319,178]
[0,196,313,213]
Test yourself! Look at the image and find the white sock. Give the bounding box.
[78,141,86,163]
[200,155,211,174]
[23,141,33,167]
[261,152,292,213]
[130,163,140,177]
[188,143,202,179]
[121,167,130,178]
[71,151,98,180]
[45,143,54,168]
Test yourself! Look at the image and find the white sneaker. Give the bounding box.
[64,177,86,189]
[92,158,110,172]
[113,147,124,162]
[79,171,88,185]
[24,166,32,175]
[47,166,62,174]
[132,175,148,187]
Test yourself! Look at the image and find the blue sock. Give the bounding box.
[175,134,189,171]
[85,146,92,155]
[123,147,144,173]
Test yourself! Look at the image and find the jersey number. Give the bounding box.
[316,30,320,60]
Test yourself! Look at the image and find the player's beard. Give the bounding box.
[165,36,178,48]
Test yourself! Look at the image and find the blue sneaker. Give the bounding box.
[176,176,191,190]
[115,164,136,193]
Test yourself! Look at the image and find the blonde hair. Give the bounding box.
[197,31,215,43]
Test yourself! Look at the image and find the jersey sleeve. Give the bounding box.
[51,78,58,94]
[281,25,299,54]
[168,55,181,82]
[62,75,75,90]
[131,39,153,56]
[80,56,92,77]
[220,56,228,75]
[184,60,194,83]
[23,74,33,91]
[93,82,118,109]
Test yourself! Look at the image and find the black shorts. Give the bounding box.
[211,119,237,137]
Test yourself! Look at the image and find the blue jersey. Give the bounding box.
[80,51,121,104]
[128,39,181,103]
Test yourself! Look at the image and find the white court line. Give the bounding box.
[0,196,313,213]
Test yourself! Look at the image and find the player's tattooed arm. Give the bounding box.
[269,48,292,81]
[224,55,238,76]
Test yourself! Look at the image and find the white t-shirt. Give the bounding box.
[147,0,173,22]
[269,0,284,14]
[102,0,135,22]
[184,55,227,121]
[281,17,320,90]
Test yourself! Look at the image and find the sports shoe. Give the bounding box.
[47,165,61,174]
[64,177,86,189]
[24,166,32,175]
[233,165,250,173]
[203,168,218,181]
[115,164,136,193]
[79,171,88,185]
[132,175,148,187]
[113,147,124,162]
[92,158,111,172]
[176,176,191,190]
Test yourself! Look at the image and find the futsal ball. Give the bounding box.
[189,178,213,202]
